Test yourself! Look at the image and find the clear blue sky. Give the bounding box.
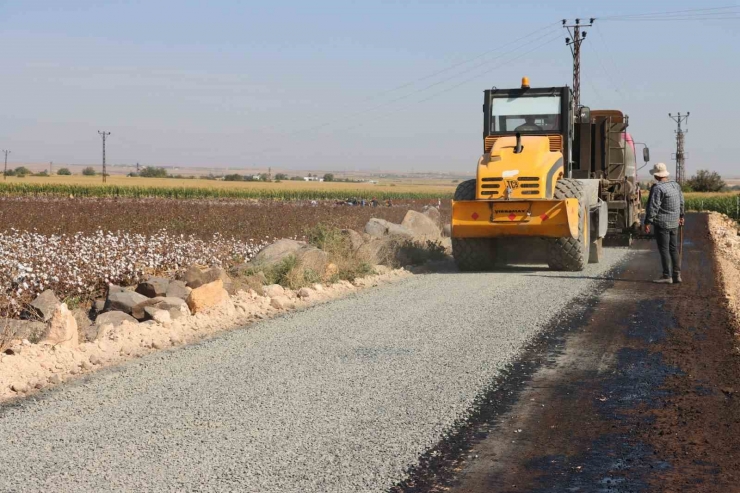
[1,0,738,176]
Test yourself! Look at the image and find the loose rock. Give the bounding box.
[165,280,191,300]
[105,287,149,315]
[41,303,79,348]
[135,277,170,298]
[401,210,442,240]
[263,284,286,298]
[27,290,61,322]
[186,280,230,314]
[270,296,295,310]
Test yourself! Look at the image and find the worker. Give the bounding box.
[515,115,543,132]
[644,162,685,284]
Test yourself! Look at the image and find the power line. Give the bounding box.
[363,22,562,101]
[591,24,627,96]
[341,32,565,133]
[98,131,111,184]
[241,29,564,158]
[601,5,739,20]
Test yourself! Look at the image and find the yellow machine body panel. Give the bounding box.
[452,134,577,239]
[452,198,579,239]
[476,135,564,200]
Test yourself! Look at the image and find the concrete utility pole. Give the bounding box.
[669,113,690,185]
[98,131,111,183]
[563,18,595,108]
[50,161,53,175]
[2,150,9,180]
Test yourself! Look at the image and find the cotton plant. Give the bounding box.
[0,229,271,317]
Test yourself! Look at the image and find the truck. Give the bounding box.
[451,77,649,271]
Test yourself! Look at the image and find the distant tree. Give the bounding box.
[274,173,289,181]
[323,173,335,182]
[290,176,304,181]
[3,169,15,177]
[686,170,726,193]
[138,166,168,178]
[82,167,97,176]
[57,168,72,175]
[224,174,244,181]
[35,170,49,177]
[14,166,31,177]
[258,173,271,182]
[452,179,459,183]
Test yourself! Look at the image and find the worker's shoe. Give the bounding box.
[673,273,683,284]
[653,277,673,284]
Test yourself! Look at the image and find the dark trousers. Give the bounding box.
[654,225,680,278]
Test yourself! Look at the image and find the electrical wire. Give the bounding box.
[339,32,565,133]
[600,5,739,20]
[362,22,562,101]
[241,29,564,158]
[589,25,627,96]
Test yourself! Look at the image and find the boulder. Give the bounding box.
[263,284,285,298]
[135,277,170,298]
[105,287,149,315]
[401,210,442,239]
[270,296,295,310]
[144,308,171,325]
[341,229,365,251]
[152,297,190,315]
[423,207,442,227]
[41,303,78,348]
[132,296,190,320]
[72,308,95,343]
[365,218,388,237]
[250,239,306,267]
[182,265,232,291]
[357,237,395,266]
[165,280,191,300]
[27,290,61,322]
[182,265,206,288]
[297,247,329,270]
[364,218,413,239]
[186,279,230,314]
[94,311,138,328]
[2,319,46,343]
[297,287,314,299]
[131,297,166,321]
[93,298,106,314]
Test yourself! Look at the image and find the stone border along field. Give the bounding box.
[0,197,450,317]
[0,208,448,401]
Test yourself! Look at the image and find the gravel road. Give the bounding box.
[0,250,629,493]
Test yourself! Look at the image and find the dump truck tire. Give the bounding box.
[452,179,496,271]
[547,179,588,271]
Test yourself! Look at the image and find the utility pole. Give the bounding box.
[98,131,111,183]
[2,150,9,180]
[669,113,690,184]
[563,18,594,108]
[49,161,53,175]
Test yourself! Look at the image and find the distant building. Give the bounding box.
[303,176,324,182]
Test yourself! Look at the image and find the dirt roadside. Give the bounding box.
[396,213,740,492]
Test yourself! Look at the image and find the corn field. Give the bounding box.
[0,183,451,201]
[642,192,740,220]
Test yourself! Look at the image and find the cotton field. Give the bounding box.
[0,228,271,317]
